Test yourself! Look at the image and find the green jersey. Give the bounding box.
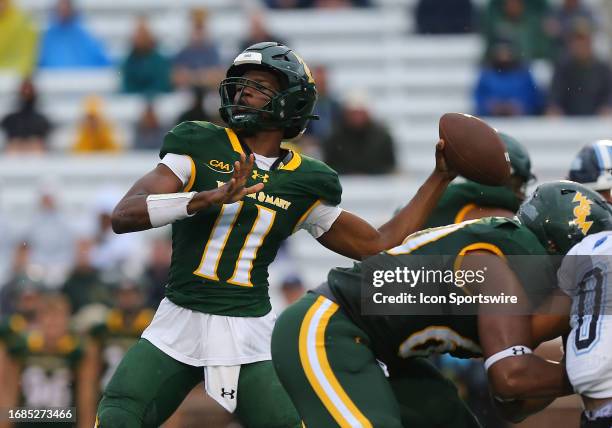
[11,332,83,428]
[89,308,154,390]
[160,121,342,317]
[424,181,521,228]
[326,217,556,366]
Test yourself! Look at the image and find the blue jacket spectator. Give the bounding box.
[474,43,543,116]
[38,0,110,68]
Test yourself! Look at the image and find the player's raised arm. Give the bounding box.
[316,139,456,259]
[111,153,263,233]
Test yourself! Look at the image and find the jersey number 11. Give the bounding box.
[193,201,276,287]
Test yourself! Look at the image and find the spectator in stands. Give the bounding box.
[0,194,12,287]
[0,276,43,335]
[308,0,371,7]
[62,238,110,314]
[134,102,167,150]
[25,179,75,289]
[85,278,153,400]
[121,17,171,96]
[141,236,172,308]
[172,8,223,90]
[2,294,95,427]
[263,0,310,8]
[547,23,612,116]
[302,65,342,158]
[0,0,38,76]
[415,0,474,34]
[474,42,543,116]
[239,11,286,51]
[280,275,306,306]
[483,0,553,61]
[322,91,396,174]
[175,85,211,124]
[545,0,596,56]
[89,189,141,276]
[38,0,111,69]
[72,96,121,152]
[0,77,52,154]
[0,242,36,316]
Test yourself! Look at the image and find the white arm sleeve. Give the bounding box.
[298,202,343,238]
[160,153,193,186]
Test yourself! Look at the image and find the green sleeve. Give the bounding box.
[316,170,342,206]
[159,121,219,159]
[297,156,342,206]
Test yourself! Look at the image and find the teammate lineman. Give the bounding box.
[271,181,612,427]
[95,42,458,427]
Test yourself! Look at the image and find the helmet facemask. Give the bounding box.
[219,74,282,135]
[219,42,319,140]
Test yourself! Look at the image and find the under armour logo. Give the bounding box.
[252,170,269,183]
[512,347,526,355]
[221,388,236,399]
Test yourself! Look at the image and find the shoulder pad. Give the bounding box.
[160,121,224,159]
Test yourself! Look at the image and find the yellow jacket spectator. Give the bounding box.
[0,0,38,75]
[72,96,121,153]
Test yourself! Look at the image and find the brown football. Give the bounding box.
[438,113,511,186]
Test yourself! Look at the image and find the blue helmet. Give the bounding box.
[568,140,612,191]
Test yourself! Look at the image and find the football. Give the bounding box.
[439,113,511,186]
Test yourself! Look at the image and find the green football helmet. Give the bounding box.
[219,42,318,139]
[499,132,535,183]
[517,180,612,255]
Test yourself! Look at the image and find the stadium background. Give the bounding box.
[0,0,609,426]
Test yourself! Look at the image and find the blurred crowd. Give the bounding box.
[416,0,612,118]
[1,0,610,175]
[0,0,397,176]
[0,0,605,426]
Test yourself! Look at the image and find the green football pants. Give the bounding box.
[271,292,481,428]
[389,358,481,428]
[96,338,301,428]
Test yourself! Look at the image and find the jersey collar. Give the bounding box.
[224,128,302,171]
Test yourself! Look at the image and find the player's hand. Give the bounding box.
[188,153,264,213]
[434,139,458,180]
[218,153,265,204]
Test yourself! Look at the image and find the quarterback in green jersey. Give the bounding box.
[424,132,535,228]
[271,181,612,427]
[97,42,457,428]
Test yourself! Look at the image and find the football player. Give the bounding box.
[96,42,457,428]
[271,181,612,427]
[569,139,612,204]
[425,132,534,227]
[557,231,612,427]
[3,294,91,428]
[397,131,535,426]
[84,279,153,392]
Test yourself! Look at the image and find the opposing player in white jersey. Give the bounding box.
[558,231,612,428]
